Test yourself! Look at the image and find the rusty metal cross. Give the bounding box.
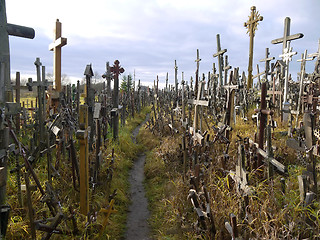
[244,6,263,89]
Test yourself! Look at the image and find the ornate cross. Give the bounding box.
[49,19,67,92]
[244,6,263,89]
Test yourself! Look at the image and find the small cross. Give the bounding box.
[259,48,274,81]
[279,46,297,62]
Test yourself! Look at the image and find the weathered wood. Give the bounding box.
[76,105,89,215]
[49,19,67,92]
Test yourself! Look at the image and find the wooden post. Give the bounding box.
[76,105,89,215]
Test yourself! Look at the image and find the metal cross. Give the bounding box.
[244,6,263,89]
[49,19,67,92]
[213,34,227,88]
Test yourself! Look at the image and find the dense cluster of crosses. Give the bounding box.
[145,6,320,239]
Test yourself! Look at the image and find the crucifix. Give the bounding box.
[49,19,67,92]
[195,49,201,94]
[271,17,303,106]
[244,6,263,89]
[213,34,227,88]
[110,60,125,140]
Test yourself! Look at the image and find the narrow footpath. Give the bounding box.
[125,114,151,240]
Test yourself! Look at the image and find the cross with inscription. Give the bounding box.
[110,60,125,140]
[195,49,201,94]
[271,17,303,105]
[213,34,227,88]
[49,19,67,92]
[244,6,263,89]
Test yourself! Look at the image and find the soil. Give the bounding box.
[125,114,151,240]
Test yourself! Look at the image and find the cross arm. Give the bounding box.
[49,37,67,51]
[213,49,227,58]
[271,33,304,44]
[6,23,35,39]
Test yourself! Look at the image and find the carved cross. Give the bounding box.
[244,6,263,89]
[49,19,67,92]
[213,34,227,88]
[102,61,113,99]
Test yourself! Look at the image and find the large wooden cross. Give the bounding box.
[174,60,178,107]
[0,0,35,210]
[244,6,263,89]
[49,19,67,92]
[0,0,35,103]
[102,61,113,99]
[223,55,231,86]
[213,34,227,88]
[271,17,303,105]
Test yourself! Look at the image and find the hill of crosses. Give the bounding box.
[0,1,320,240]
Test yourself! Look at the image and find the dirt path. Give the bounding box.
[125,115,151,240]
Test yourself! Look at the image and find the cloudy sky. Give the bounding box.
[6,0,320,88]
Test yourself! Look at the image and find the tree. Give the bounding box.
[120,74,133,93]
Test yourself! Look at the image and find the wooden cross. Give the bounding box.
[259,48,274,82]
[0,0,35,104]
[110,60,124,140]
[213,34,227,87]
[244,6,263,89]
[49,19,67,92]
[271,17,303,105]
[195,49,201,93]
[188,81,209,144]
